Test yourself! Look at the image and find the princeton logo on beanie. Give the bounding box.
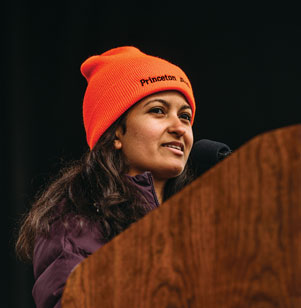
[81,46,196,149]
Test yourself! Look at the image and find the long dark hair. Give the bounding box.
[15,110,193,262]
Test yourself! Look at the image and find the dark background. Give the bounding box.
[4,2,300,307]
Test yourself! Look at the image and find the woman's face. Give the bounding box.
[114,91,194,181]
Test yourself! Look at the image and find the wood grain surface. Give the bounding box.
[62,124,301,308]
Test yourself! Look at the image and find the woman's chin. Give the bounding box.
[152,165,184,180]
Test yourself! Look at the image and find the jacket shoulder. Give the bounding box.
[32,217,106,307]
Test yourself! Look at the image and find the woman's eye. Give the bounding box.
[180,113,192,122]
[150,107,164,114]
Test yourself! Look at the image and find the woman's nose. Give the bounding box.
[167,116,186,137]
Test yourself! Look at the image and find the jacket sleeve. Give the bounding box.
[32,220,105,308]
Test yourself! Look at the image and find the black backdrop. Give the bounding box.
[4,2,300,307]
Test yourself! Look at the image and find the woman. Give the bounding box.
[16,46,196,308]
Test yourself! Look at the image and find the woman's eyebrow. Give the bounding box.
[143,99,192,112]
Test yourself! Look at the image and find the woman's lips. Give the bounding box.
[162,144,184,156]
[162,141,184,152]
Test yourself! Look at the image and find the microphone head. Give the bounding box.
[189,139,232,177]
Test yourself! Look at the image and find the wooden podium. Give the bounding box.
[62,124,301,307]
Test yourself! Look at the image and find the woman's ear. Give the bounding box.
[114,126,123,150]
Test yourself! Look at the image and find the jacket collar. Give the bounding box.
[126,171,160,210]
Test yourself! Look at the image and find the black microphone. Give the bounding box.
[189,139,232,177]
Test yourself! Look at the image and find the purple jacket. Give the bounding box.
[32,172,160,308]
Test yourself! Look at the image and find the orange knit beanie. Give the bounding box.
[81,46,196,149]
